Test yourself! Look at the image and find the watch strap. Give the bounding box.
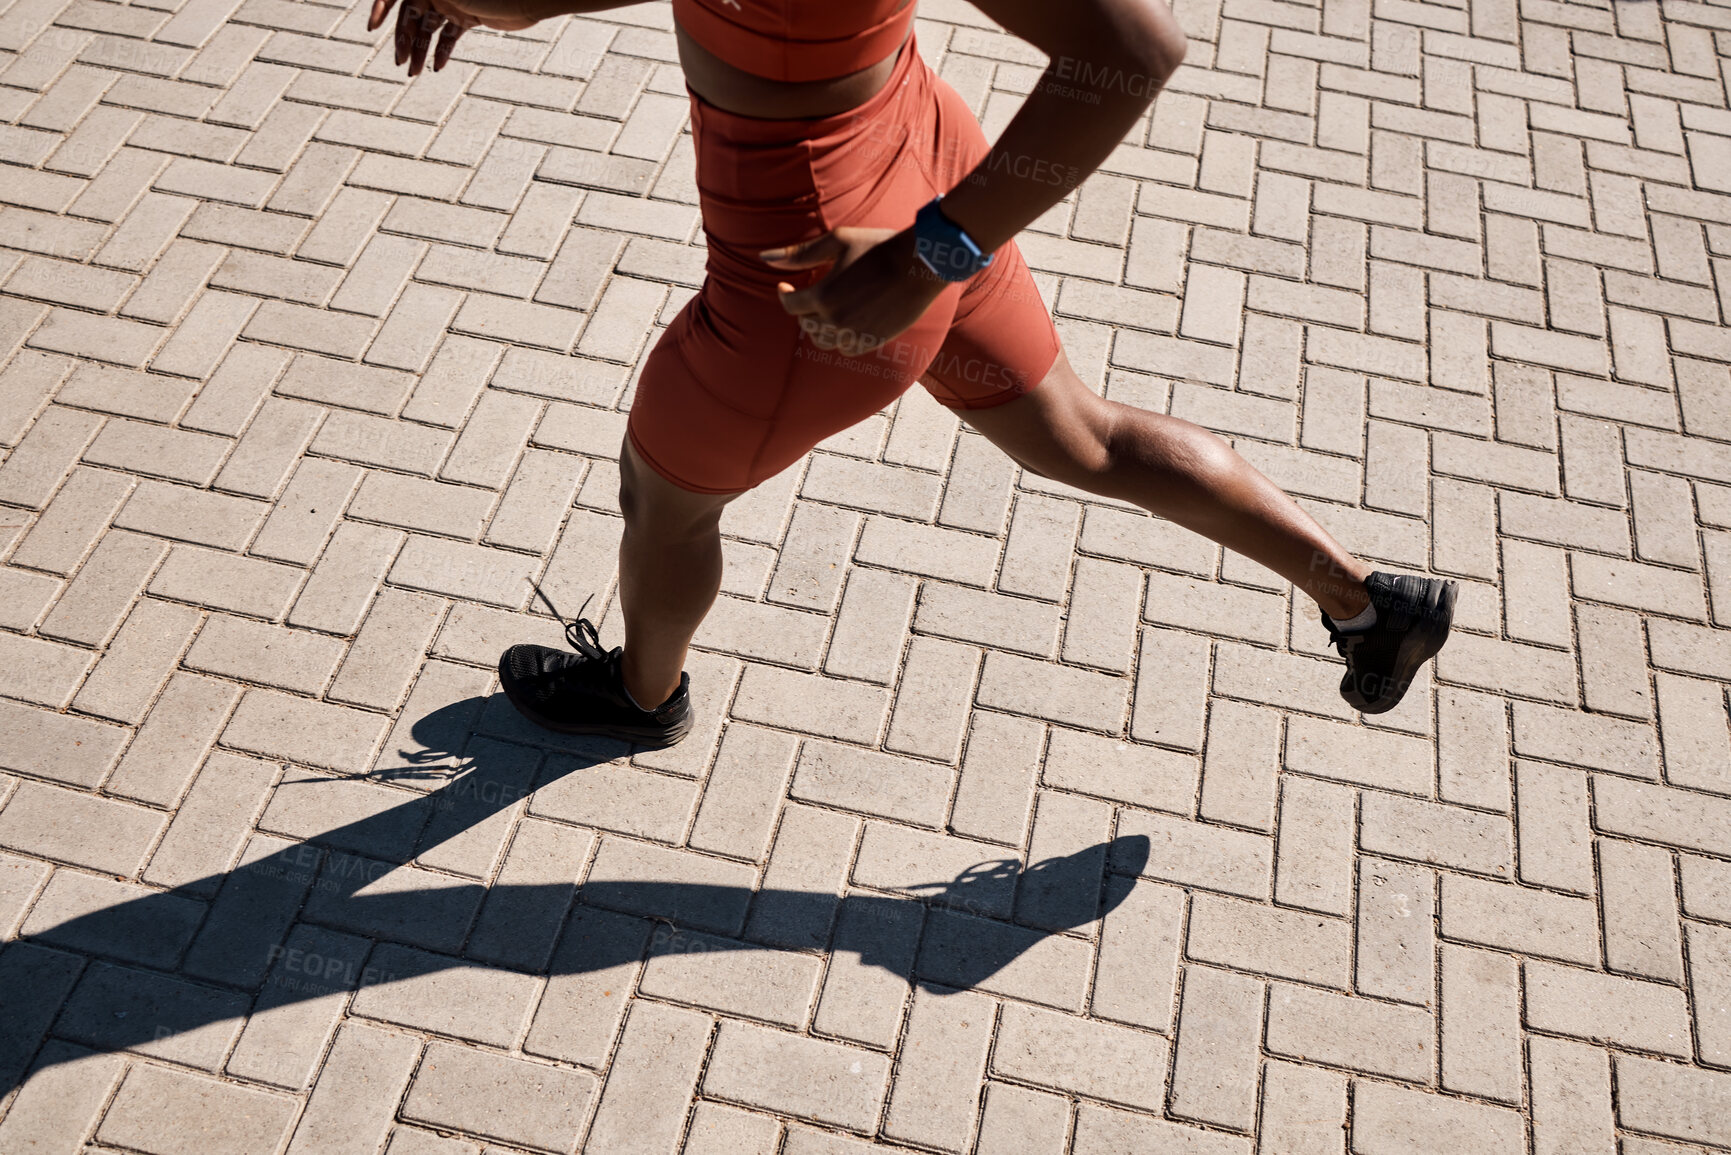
[914,197,994,282]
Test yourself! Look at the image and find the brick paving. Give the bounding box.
[0,0,1729,1149]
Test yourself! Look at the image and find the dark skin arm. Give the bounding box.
[769,0,1188,353]
[372,0,1188,358]
[366,0,645,75]
[936,0,1188,251]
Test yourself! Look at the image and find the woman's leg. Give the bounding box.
[615,436,738,708]
[957,348,1373,620]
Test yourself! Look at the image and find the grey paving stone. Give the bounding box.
[227,923,376,1090]
[106,671,239,804]
[1189,892,1351,988]
[9,464,132,575]
[703,1020,890,1134]
[948,709,1043,846]
[527,758,697,843]
[350,943,539,1047]
[95,1063,298,1155]
[976,1082,1069,1155]
[0,626,93,709]
[1268,981,1434,1082]
[791,738,951,829]
[994,1002,1168,1110]
[412,736,541,878]
[185,614,346,695]
[260,773,432,860]
[1259,1061,1346,1155]
[1524,958,1692,1058]
[1114,809,1273,899]
[149,543,304,620]
[916,906,1091,1011]
[1441,873,1599,966]
[684,1102,782,1155]
[640,926,821,1026]
[1355,856,1436,1006]
[1529,1035,1615,1155]
[71,597,201,724]
[0,779,164,875]
[582,836,757,937]
[811,891,922,1048]
[731,663,890,745]
[525,905,653,1067]
[388,535,537,608]
[0,565,58,631]
[583,1000,712,1155]
[976,650,1130,733]
[54,959,249,1069]
[401,1041,596,1152]
[326,588,446,710]
[465,818,590,971]
[21,869,205,970]
[1349,1080,1522,1155]
[114,478,268,550]
[300,853,484,954]
[0,696,129,786]
[0,941,85,1090]
[882,985,993,1150]
[223,689,391,772]
[0,406,102,509]
[142,750,276,894]
[284,1021,420,1155]
[825,566,917,684]
[180,834,321,987]
[689,723,800,859]
[0,1040,123,1153]
[0,851,50,937]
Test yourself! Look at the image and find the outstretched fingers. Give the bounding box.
[432,17,469,71]
[394,0,468,75]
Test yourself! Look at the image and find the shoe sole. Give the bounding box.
[1344,575,1458,715]
[496,653,691,749]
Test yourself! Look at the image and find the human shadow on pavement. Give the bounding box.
[1,697,1151,1099]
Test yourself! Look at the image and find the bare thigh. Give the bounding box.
[949,347,1123,490]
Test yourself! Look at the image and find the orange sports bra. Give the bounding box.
[671,0,916,83]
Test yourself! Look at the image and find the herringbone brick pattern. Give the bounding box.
[1,0,1729,1149]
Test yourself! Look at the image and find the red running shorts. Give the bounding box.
[626,34,1063,494]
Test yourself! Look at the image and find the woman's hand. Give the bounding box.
[764,227,951,358]
[369,0,542,76]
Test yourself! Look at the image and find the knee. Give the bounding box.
[999,402,1119,491]
[1049,398,1124,487]
[617,452,727,544]
[1100,407,1234,487]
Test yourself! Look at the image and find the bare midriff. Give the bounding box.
[674,20,910,120]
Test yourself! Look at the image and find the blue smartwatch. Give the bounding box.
[914,196,994,282]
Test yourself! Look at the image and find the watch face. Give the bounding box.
[916,199,987,281]
[916,231,977,281]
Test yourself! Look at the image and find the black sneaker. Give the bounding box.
[1322,571,1458,715]
[498,614,693,748]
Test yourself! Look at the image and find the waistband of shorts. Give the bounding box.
[686,31,926,148]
